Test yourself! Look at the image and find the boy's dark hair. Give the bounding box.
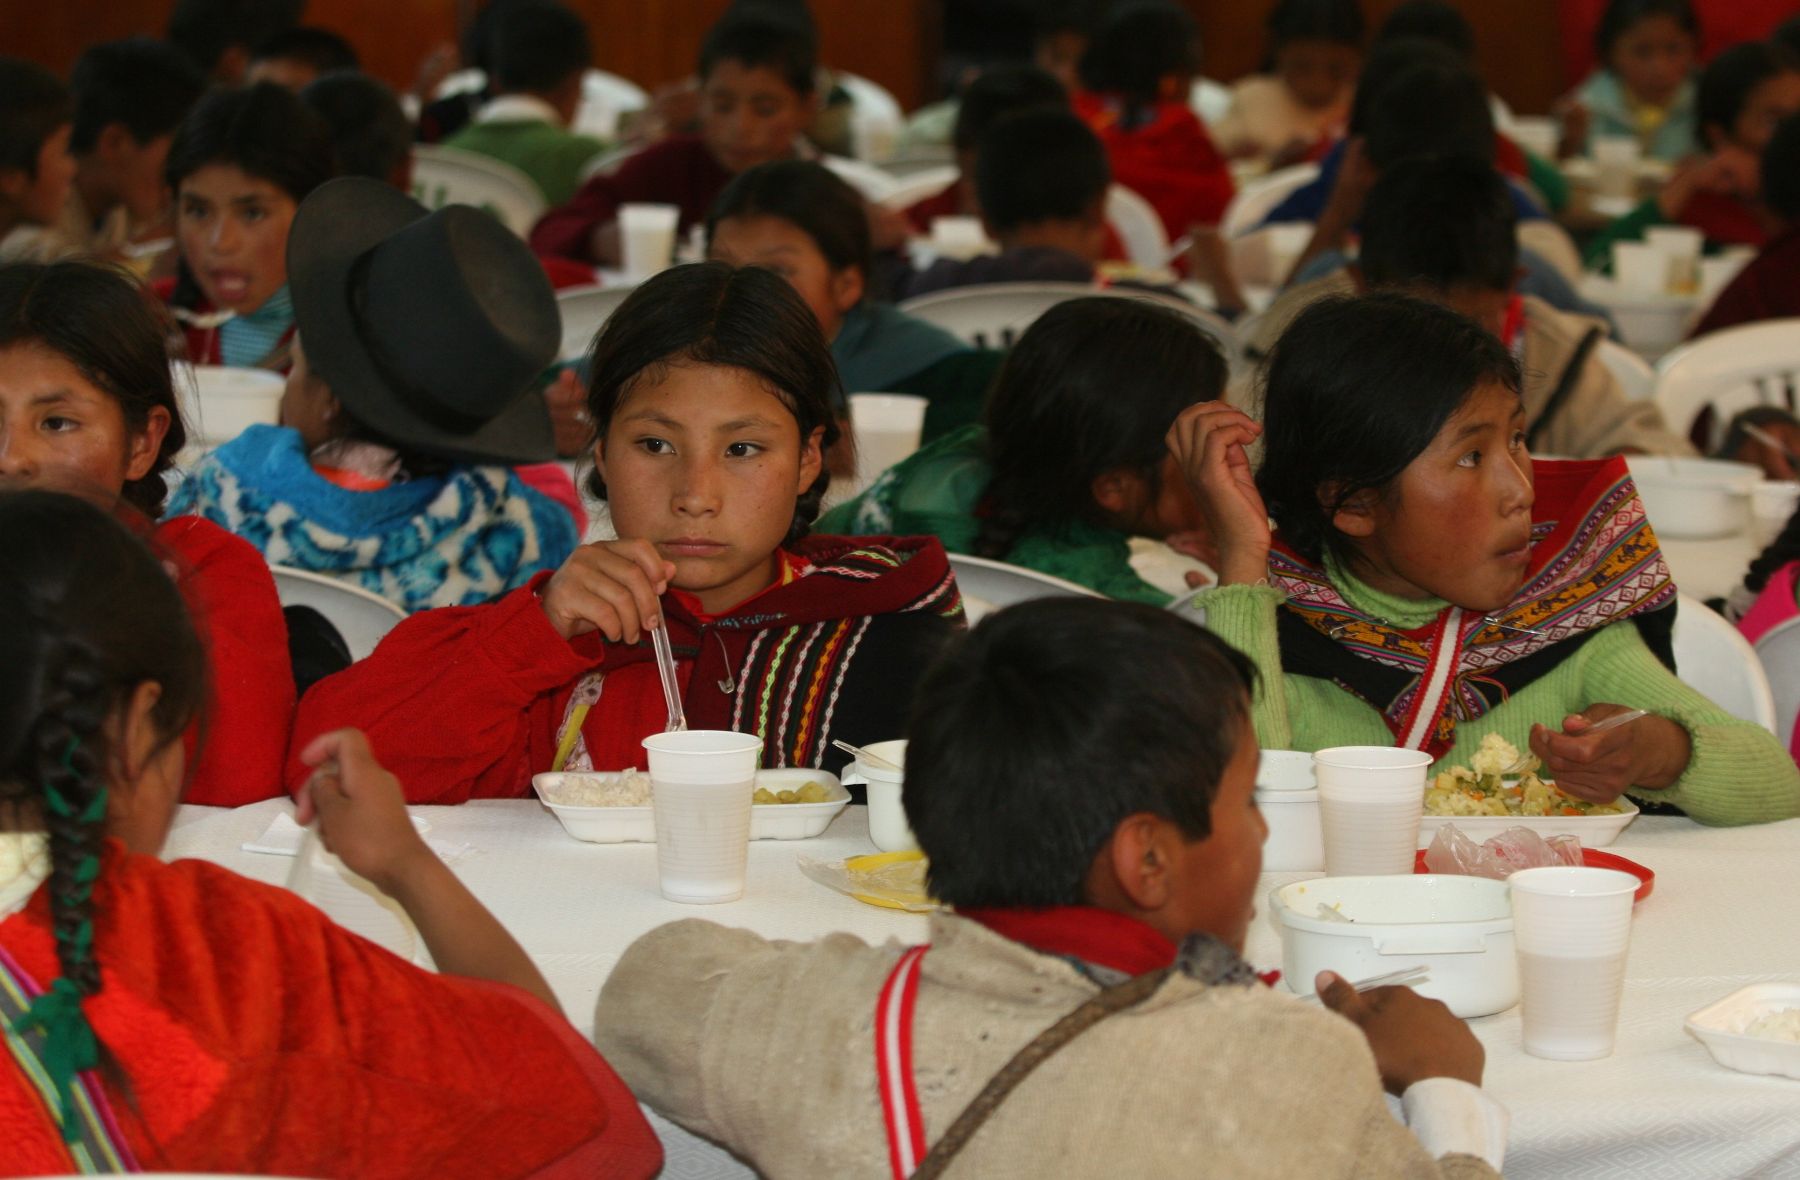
[1257,292,1521,562]
[1078,0,1199,106]
[0,490,206,1037]
[490,0,592,94]
[165,81,337,201]
[250,26,360,76]
[1359,155,1518,294]
[975,107,1109,235]
[707,159,873,281]
[1594,0,1700,64]
[300,71,411,184]
[904,598,1255,909]
[69,38,207,157]
[699,10,817,97]
[0,262,190,517]
[0,58,72,178]
[1034,0,1114,42]
[1266,0,1366,49]
[1352,40,1494,170]
[1763,112,1800,222]
[582,262,840,544]
[952,63,1067,153]
[1776,16,1800,61]
[167,0,305,75]
[976,296,1225,559]
[1698,41,1800,150]
[1373,0,1474,60]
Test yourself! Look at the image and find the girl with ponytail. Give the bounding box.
[0,490,660,1176]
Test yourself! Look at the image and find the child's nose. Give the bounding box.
[0,430,38,478]
[673,459,723,514]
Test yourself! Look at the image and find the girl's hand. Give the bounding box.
[539,540,676,644]
[1527,704,1692,802]
[1166,402,1270,586]
[1318,971,1484,1094]
[296,729,432,895]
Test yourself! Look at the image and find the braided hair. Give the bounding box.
[0,491,204,1135]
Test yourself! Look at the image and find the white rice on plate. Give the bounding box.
[1746,1007,1800,1043]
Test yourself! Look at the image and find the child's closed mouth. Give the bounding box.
[661,537,729,557]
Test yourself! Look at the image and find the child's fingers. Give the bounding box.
[608,539,675,598]
[299,727,367,769]
[1316,971,1364,1020]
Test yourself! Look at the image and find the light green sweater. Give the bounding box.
[1179,571,1800,827]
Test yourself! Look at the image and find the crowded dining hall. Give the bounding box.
[6,0,1800,1175]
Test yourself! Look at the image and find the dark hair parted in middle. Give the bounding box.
[1257,292,1521,563]
[1358,154,1519,293]
[975,296,1225,559]
[582,262,841,544]
[1078,0,1199,108]
[904,597,1255,908]
[707,159,872,280]
[164,80,337,200]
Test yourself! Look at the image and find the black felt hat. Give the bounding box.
[286,177,559,465]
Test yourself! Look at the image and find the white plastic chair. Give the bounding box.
[572,68,649,141]
[897,282,1239,362]
[555,283,636,360]
[1220,163,1320,239]
[880,164,959,212]
[1653,319,1800,450]
[1752,613,1800,747]
[432,67,487,100]
[410,143,547,237]
[1105,183,1172,270]
[1673,593,1777,731]
[835,71,905,162]
[1518,219,1584,287]
[948,553,1101,624]
[172,363,284,447]
[821,154,899,202]
[1597,338,1656,401]
[271,566,407,662]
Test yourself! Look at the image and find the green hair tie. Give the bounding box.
[12,977,99,1143]
[43,782,106,826]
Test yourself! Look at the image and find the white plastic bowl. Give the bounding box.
[532,769,847,844]
[1256,750,1323,872]
[1685,982,1800,1080]
[1577,276,1697,357]
[172,363,286,446]
[1625,456,1760,539]
[1418,796,1639,849]
[1272,875,1518,1017]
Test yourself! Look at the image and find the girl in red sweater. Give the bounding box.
[0,490,659,1177]
[292,262,963,803]
[0,260,293,806]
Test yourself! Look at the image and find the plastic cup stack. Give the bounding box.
[1645,226,1704,294]
[643,730,762,904]
[848,393,929,493]
[1612,241,1666,297]
[1592,136,1642,201]
[1509,866,1639,1060]
[1311,746,1431,876]
[618,202,681,280]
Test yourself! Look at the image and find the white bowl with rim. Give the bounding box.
[1626,456,1760,539]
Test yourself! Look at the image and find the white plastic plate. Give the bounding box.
[1685,982,1800,1080]
[532,769,848,844]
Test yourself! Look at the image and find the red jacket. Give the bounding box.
[1072,90,1236,240]
[155,516,294,807]
[530,135,732,264]
[288,535,964,803]
[1691,224,1800,338]
[0,844,661,1178]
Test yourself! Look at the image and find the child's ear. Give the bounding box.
[830,264,864,315]
[1106,813,1177,912]
[1327,485,1379,538]
[1090,467,1140,517]
[124,405,172,482]
[795,423,825,493]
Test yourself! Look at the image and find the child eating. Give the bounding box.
[1215,0,1364,166]
[1564,0,1700,161]
[1177,292,1800,824]
[596,597,1507,1177]
[289,262,963,802]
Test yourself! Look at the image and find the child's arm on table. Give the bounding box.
[298,728,559,1010]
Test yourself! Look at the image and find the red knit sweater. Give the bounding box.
[1072,90,1236,239]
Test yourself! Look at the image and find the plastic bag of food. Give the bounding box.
[1423,823,1583,881]
[798,851,938,912]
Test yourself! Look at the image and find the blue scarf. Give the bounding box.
[217,285,294,368]
[166,425,578,612]
[831,302,969,398]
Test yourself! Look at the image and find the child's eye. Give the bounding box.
[725,441,764,458]
[181,199,209,219]
[751,99,782,118]
[41,416,77,433]
[635,437,673,455]
[1509,430,1527,450]
[241,204,267,223]
[1458,450,1482,468]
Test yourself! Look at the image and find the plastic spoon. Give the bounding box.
[649,621,686,733]
[832,739,900,772]
[1502,709,1649,775]
[1300,964,1432,1004]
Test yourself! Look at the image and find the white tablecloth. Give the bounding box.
[163,802,1800,1179]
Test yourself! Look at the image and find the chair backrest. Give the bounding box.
[948,553,1102,624]
[1673,593,1777,731]
[835,71,905,162]
[270,566,407,662]
[1752,613,1800,747]
[1596,338,1656,401]
[1190,77,1232,125]
[897,282,1239,362]
[1220,164,1320,239]
[1105,183,1172,270]
[433,67,487,100]
[1653,318,1800,450]
[821,154,898,202]
[410,143,547,237]
[880,165,959,212]
[172,363,284,447]
[573,68,650,141]
[555,283,636,360]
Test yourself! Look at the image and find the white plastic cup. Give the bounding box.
[1509,866,1638,1060]
[930,215,992,262]
[849,393,928,492]
[1612,241,1667,296]
[618,202,681,280]
[1312,746,1430,876]
[643,730,762,904]
[839,739,917,852]
[1592,136,1642,201]
[1646,226,1704,294]
[1753,481,1800,548]
[1509,116,1560,161]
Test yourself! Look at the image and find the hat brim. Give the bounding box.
[288,177,555,467]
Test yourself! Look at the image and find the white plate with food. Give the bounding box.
[1685,982,1800,1080]
[1418,734,1639,849]
[532,768,848,844]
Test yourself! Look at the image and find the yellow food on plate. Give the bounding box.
[1424,733,1625,818]
[752,780,833,805]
